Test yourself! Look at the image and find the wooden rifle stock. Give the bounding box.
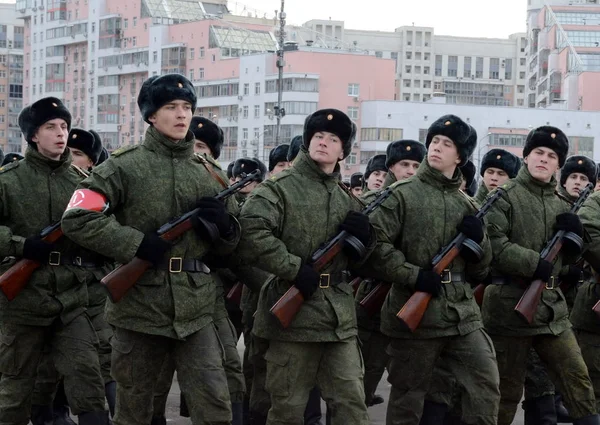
[473,283,486,306]
[226,282,243,307]
[351,277,362,296]
[359,282,391,317]
[101,170,260,303]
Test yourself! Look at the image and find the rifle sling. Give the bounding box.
[196,155,229,189]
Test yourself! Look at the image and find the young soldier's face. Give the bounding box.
[427,135,461,176]
[524,147,559,183]
[351,187,363,196]
[70,147,94,170]
[149,100,193,142]
[482,167,509,191]
[389,159,420,181]
[32,118,69,160]
[308,131,344,167]
[235,177,258,194]
[271,161,290,175]
[595,180,600,192]
[193,139,212,156]
[366,170,387,191]
[564,172,589,197]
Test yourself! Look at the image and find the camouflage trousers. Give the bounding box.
[264,338,368,425]
[357,327,389,406]
[575,329,600,413]
[524,348,555,400]
[111,324,231,425]
[386,329,500,425]
[490,329,597,425]
[0,314,106,423]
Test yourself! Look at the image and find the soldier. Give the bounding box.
[227,161,235,184]
[233,157,267,207]
[0,97,108,424]
[459,160,477,197]
[62,74,239,425]
[473,148,520,204]
[363,154,387,192]
[1,152,23,166]
[236,108,373,425]
[269,144,291,175]
[287,134,302,164]
[97,146,110,166]
[364,114,500,425]
[349,172,363,196]
[67,128,103,172]
[385,139,425,185]
[482,126,600,425]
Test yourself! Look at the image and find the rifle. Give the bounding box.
[0,189,109,300]
[270,186,394,329]
[359,282,391,317]
[515,183,593,324]
[351,276,363,296]
[101,170,260,303]
[226,282,243,306]
[396,188,505,332]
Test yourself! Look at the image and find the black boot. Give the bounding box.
[30,405,54,425]
[150,416,167,425]
[522,395,557,425]
[304,386,323,425]
[419,400,449,425]
[54,404,77,425]
[179,392,190,417]
[249,410,268,425]
[574,415,600,425]
[105,381,117,418]
[555,393,572,423]
[78,411,110,425]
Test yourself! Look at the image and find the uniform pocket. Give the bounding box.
[264,345,291,397]
[110,331,134,386]
[0,331,17,375]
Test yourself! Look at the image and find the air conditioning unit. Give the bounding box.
[117,125,122,130]
[118,65,123,69]
[241,141,247,147]
[64,56,68,60]
[353,96,359,102]
[237,95,243,100]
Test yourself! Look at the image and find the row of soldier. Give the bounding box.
[1,71,600,425]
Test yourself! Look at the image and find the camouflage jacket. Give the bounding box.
[62,126,240,339]
[364,160,492,339]
[474,184,489,205]
[0,147,92,325]
[482,166,573,336]
[237,148,375,342]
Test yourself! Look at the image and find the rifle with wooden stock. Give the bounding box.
[516,183,592,324]
[396,187,505,332]
[359,281,391,317]
[269,186,394,329]
[101,170,260,303]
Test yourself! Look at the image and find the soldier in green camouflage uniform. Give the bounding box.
[62,74,239,425]
[473,148,520,205]
[459,159,477,197]
[237,108,374,425]
[0,97,108,424]
[482,126,600,425]
[363,115,500,425]
[349,172,363,197]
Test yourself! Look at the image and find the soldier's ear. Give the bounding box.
[148,113,157,124]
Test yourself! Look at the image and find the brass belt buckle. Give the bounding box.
[49,252,61,266]
[441,269,452,284]
[169,257,183,273]
[545,276,555,290]
[319,274,330,289]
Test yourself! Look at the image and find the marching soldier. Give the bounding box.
[349,172,363,197]
[482,126,600,425]
[233,158,267,207]
[473,149,520,204]
[385,139,425,184]
[227,161,235,184]
[287,135,302,164]
[362,155,387,192]
[459,160,477,197]
[62,74,239,425]
[236,108,373,425]
[0,97,109,424]
[68,128,103,172]
[364,115,500,425]
[269,144,291,175]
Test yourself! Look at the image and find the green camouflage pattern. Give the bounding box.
[61,126,241,339]
[575,330,600,413]
[474,184,489,205]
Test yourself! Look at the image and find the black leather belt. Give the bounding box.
[48,252,104,268]
[491,276,558,290]
[154,258,210,274]
[318,271,345,288]
[439,270,465,284]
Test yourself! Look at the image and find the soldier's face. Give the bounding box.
[524,147,559,183]
[70,147,94,170]
[482,167,509,191]
[193,139,212,156]
[308,132,344,167]
[595,180,600,192]
[271,161,290,175]
[564,172,589,197]
[236,178,258,194]
[427,135,461,176]
[389,159,420,181]
[351,187,363,196]
[367,170,387,191]
[32,118,69,160]
[149,100,193,142]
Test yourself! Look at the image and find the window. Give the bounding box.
[91,41,95,52]
[254,105,260,118]
[504,59,513,80]
[424,53,430,61]
[406,51,412,60]
[464,57,472,77]
[360,128,403,141]
[189,48,195,60]
[132,37,137,47]
[414,80,421,88]
[405,65,412,73]
[418,129,428,143]
[242,128,248,140]
[375,51,383,58]
[403,79,411,87]
[255,82,260,95]
[211,54,216,62]
[476,57,484,78]
[415,66,421,74]
[520,58,526,66]
[434,81,442,90]
[189,69,194,80]
[447,56,458,77]
[243,83,249,95]
[133,17,137,27]
[435,55,442,76]
[347,83,359,96]
[520,71,526,79]
[490,58,500,79]
[199,68,204,79]
[518,85,525,93]
[517,99,524,106]
[391,52,398,60]
[200,47,205,58]
[242,106,248,118]
[424,66,430,75]
[124,19,128,29]
[347,106,359,120]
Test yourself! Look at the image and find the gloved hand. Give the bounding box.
[23,238,54,263]
[415,269,443,297]
[560,265,583,288]
[136,233,170,265]
[339,211,371,247]
[554,213,583,237]
[194,197,232,236]
[457,215,484,244]
[532,259,553,283]
[294,265,320,299]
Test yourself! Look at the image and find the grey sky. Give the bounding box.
[230,0,527,38]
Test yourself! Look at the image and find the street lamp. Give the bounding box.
[476,132,493,172]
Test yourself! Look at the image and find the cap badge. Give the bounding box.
[52,102,58,107]
[578,160,583,165]
[72,133,77,139]
[406,146,411,151]
[177,82,183,88]
[327,114,333,120]
[197,123,203,128]
[445,120,451,126]
[551,133,556,139]
[497,155,501,160]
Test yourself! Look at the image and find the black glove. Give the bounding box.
[560,265,583,289]
[339,211,371,247]
[136,233,170,265]
[294,265,320,299]
[415,269,443,297]
[554,212,583,237]
[193,197,232,239]
[23,238,54,263]
[532,259,553,283]
[457,215,484,244]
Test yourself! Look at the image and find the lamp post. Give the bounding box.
[476,132,493,171]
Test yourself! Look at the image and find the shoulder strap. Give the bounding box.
[337,180,364,205]
[70,164,90,178]
[194,153,228,189]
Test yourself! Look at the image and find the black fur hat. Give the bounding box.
[364,154,387,181]
[350,172,363,188]
[287,135,303,162]
[523,126,569,167]
[303,109,356,160]
[18,97,72,144]
[190,116,223,159]
[560,155,597,187]
[480,148,521,179]
[68,128,102,164]
[227,161,235,180]
[232,157,267,182]
[461,160,477,196]
[269,144,290,172]
[88,129,104,163]
[97,147,109,165]
[425,114,473,166]
[138,74,197,124]
[386,140,426,168]
[2,153,23,166]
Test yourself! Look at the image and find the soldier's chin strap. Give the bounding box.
[65,189,110,213]
[194,154,229,189]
